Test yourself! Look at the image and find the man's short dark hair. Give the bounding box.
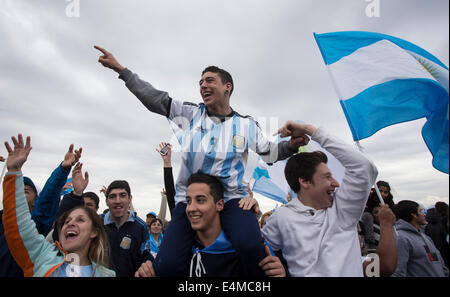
[83,191,100,208]
[377,180,391,191]
[187,171,224,203]
[284,151,328,193]
[435,201,449,218]
[202,66,234,96]
[106,180,131,198]
[394,200,419,223]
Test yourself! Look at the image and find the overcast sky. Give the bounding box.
[1,0,448,219]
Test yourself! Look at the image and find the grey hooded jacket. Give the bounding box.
[392,219,448,277]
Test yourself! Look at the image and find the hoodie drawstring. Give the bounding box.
[190,251,206,277]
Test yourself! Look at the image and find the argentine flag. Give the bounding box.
[252,156,290,204]
[314,31,449,174]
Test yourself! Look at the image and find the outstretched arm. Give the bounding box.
[51,162,89,242]
[274,120,317,139]
[94,45,174,117]
[156,142,172,169]
[157,142,176,213]
[376,205,398,276]
[31,144,82,236]
[252,120,310,165]
[3,134,60,276]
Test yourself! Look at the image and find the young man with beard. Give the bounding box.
[95,46,307,277]
[262,121,378,276]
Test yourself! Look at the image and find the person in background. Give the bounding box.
[424,201,449,268]
[146,211,157,230]
[360,181,395,253]
[392,200,448,277]
[373,181,395,209]
[84,192,100,213]
[360,193,381,253]
[100,180,150,277]
[143,218,164,259]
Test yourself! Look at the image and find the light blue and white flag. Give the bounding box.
[314,31,449,174]
[251,121,345,204]
[61,177,73,196]
[252,156,290,204]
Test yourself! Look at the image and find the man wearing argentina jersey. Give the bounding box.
[95,45,307,276]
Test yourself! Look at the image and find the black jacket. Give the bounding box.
[425,208,449,267]
[100,212,149,277]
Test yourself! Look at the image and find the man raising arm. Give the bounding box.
[262,121,378,276]
[95,46,306,277]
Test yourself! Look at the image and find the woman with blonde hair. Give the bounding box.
[2,134,115,277]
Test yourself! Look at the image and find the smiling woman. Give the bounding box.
[3,175,116,277]
[57,206,110,269]
[2,134,115,277]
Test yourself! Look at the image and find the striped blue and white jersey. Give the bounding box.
[119,68,295,204]
[168,100,279,203]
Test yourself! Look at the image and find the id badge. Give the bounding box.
[120,236,132,250]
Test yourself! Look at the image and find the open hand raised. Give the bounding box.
[4,134,32,172]
[62,144,82,170]
[72,162,89,196]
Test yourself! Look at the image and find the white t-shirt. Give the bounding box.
[52,263,94,277]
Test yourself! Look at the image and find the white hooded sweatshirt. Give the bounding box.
[262,127,378,277]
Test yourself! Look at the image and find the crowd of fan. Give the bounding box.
[0,46,448,278]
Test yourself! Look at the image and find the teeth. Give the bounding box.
[66,231,78,238]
